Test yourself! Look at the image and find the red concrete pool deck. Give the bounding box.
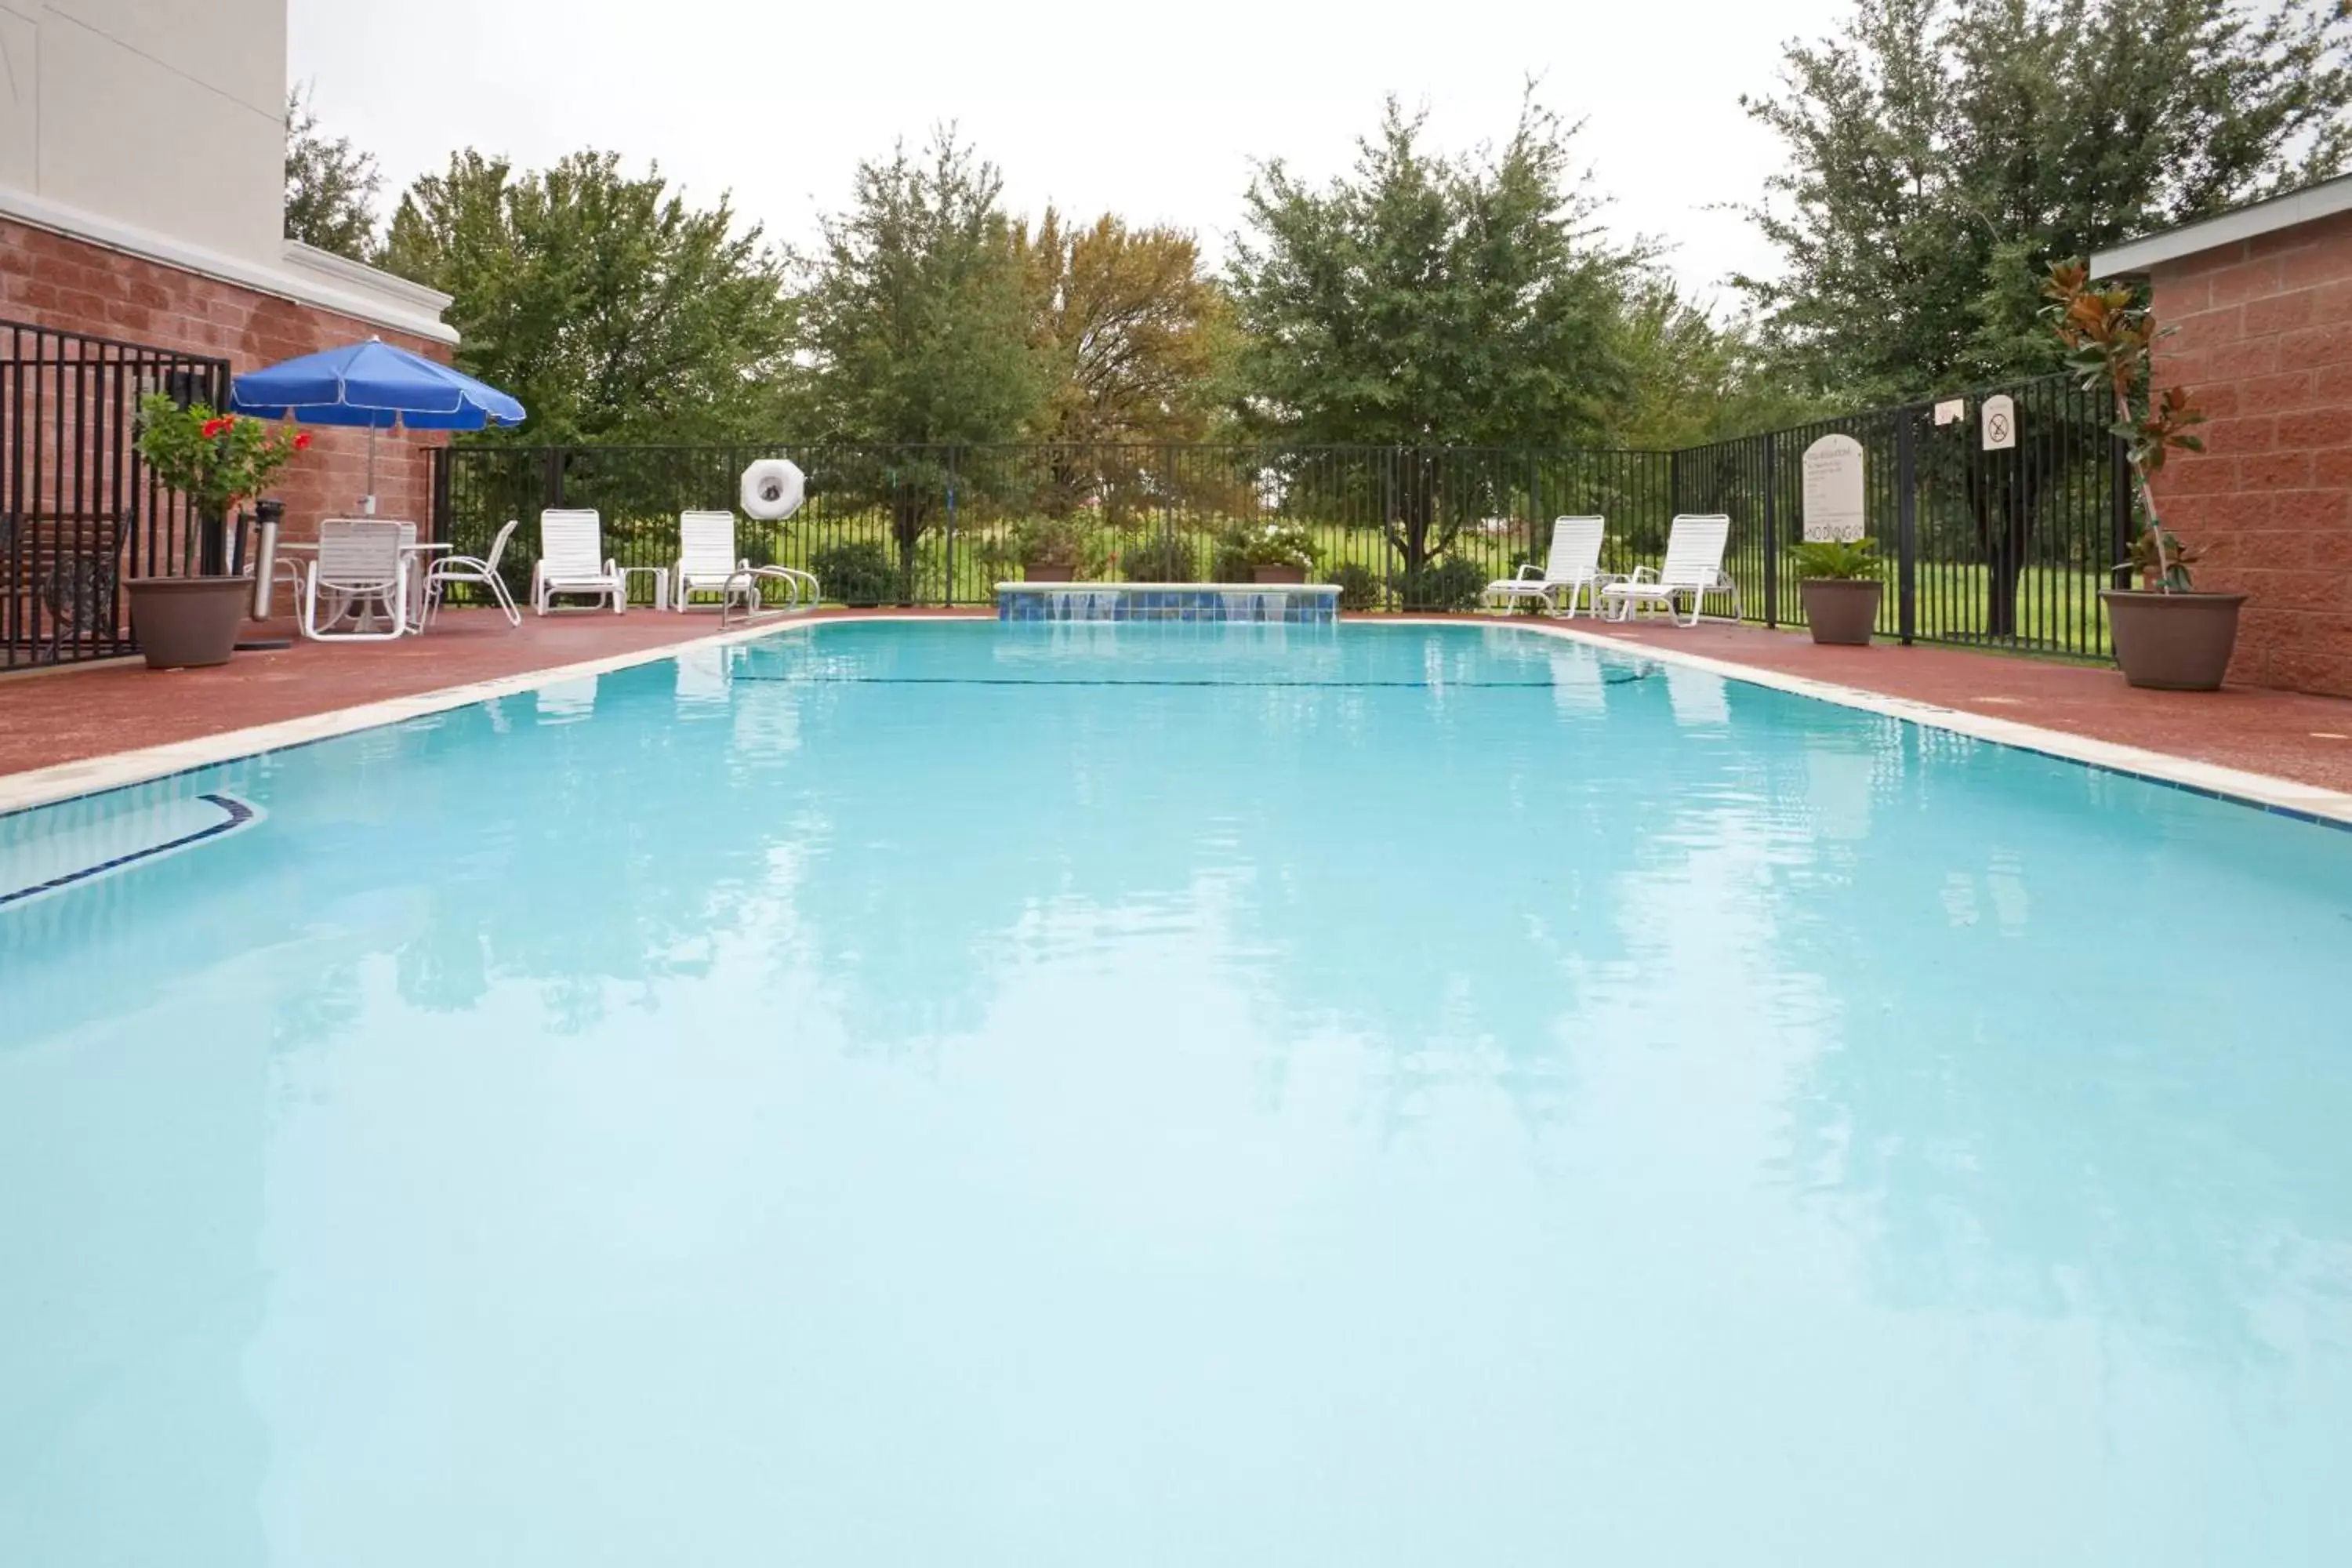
[3,607,2349,799]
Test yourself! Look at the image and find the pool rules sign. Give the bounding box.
[1802,434,1866,541]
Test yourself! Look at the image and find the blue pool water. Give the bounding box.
[3,621,2350,1566]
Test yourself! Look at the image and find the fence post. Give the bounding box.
[944,468,957,608]
[1528,451,1541,572]
[2109,429,2134,587]
[430,446,451,544]
[542,446,564,514]
[1896,408,1918,645]
[1761,430,1778,628]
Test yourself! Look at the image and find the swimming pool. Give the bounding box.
[3,620,2348,1566]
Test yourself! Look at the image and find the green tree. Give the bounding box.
[1227,94,1641,572]
[1740,0,2352,402]
[283,85,379,260]
[381,150,797,445]
[797,129,1042,596]
[1607,278,1831,448]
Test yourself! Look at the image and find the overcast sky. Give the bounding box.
[290,0,1853,308]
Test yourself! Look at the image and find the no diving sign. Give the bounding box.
[1981,394,2016,451]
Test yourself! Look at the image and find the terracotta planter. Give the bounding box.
[1800,578,1882,645]
[1252,563,1308,585]
[2101,590,2246,691]
[1025,555,1080,583]
[125,575,248,670]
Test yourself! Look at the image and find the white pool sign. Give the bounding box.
[1982,394,2017,451]
[1801,434,1867,542]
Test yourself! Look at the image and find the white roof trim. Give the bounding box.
[281,240,454,314]
[0,185,459,345]
[2093,174,2352,276]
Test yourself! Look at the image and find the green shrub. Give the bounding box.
[1123,533,1200,582]
[1330,561,1384,612]
[809,540,900,606]
[1786,538,1878,579]
[1011,516,1090,570]
[1209,540,1254,583]
[1234,520,1318,570]
[1397,557,1485,612]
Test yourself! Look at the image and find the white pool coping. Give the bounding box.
[5,612,2348,831]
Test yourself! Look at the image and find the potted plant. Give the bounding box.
[1012,517,1087,582]
[1240,521,1317,584]
[132,394,310,668]
[2044,261,2239,691]
[1787,538,1882,645]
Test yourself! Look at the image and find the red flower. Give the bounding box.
[293,430,314,451]
[200,416,234,439]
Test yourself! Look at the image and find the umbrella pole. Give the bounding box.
[365,423,379,515]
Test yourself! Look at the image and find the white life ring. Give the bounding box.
[739,458,806,521]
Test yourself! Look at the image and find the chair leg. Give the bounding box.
[492,576,521,627]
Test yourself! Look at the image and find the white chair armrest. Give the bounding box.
[1626,565,1660,583]
[1514,564,1544,581]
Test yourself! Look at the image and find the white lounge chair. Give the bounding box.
[674,510,751,613]
[1485,515,1611,617]
[423,517,522,627]
[1599,515,1743,627]
[532,509,626,615]
[670,510,825,619]
[298,519,409,641]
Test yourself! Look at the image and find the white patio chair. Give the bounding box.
[423,517,522,627]
[532,509,626,615]
[298,519,409,641]
[1599,515,1743,627]
[1485,515,1611,617]
[674,510,752,613]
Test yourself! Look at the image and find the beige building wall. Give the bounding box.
[2,0,284,263]
[0,0,452,343]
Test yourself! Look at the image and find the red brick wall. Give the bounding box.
[2149,210,2352,698]
[1,216,448,549]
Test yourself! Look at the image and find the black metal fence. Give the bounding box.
[1671,372,2129,656]
[2,319,231,670]
[432,372,2129,659]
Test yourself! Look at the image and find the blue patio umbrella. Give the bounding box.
[230,336,525,512]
